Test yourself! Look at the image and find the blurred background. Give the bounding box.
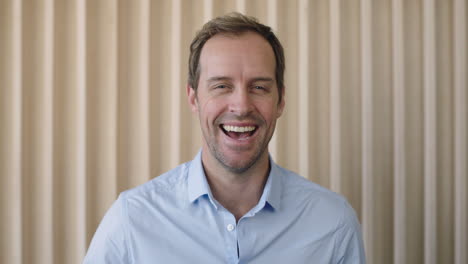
[0,0,466,263]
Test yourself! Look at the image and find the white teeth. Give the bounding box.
[222,125,256,133]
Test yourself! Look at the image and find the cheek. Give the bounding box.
[199,97,221,123]
[255,100,280,122]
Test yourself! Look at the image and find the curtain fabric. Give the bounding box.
[0,0,466,263]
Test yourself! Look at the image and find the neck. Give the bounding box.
[202,150,270,221]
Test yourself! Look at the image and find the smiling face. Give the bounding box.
[188,32,285,174]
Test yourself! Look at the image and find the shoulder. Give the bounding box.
[119,161,191,206]
[84,161,194,263]
[276,165,357,227]
[278,166,348,207]
[276,166,364,259]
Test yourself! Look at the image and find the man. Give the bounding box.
[84,13,365,263]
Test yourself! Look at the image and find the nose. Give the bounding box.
[228,87,254,116]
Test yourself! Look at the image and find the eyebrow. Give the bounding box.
[207,76,275,83]
[207,76,233,83]
[250,77,275,83]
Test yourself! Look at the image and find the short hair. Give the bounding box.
[188,12,285,103]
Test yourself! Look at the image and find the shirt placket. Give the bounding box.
[220,208,239,264]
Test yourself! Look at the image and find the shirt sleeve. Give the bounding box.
[336,201,367,264]
[83,194,130,264]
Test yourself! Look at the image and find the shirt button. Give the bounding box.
[226,224,235,231]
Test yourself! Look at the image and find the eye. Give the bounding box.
[254,85,265,90]
[215,84,227,89]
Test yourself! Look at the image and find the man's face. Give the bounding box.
[188,32,285,173]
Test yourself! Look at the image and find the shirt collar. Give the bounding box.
[187,149,283,211]
[187,150,214,204]
[264,155,282,210]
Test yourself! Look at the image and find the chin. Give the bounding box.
[221,160,256,174]
[217,150,264,174]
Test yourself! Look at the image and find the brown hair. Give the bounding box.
[188,12,285,103]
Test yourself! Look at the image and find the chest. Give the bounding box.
[126,202,339,264]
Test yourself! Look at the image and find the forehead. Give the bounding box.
[198,32,276,80]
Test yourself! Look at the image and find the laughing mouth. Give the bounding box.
[220,124,258,140]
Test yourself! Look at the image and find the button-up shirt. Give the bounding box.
[84,151,366,263]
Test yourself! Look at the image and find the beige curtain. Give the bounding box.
[0,0,466,263]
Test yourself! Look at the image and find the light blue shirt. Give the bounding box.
[84,151,365,263]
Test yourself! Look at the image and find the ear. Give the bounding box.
[187,84,198,113]
[276,86,286,118]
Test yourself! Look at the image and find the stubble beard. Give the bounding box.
[204,122,275,175]
[210,141,265,174]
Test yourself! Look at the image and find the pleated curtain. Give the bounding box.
[0,0,466,263]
